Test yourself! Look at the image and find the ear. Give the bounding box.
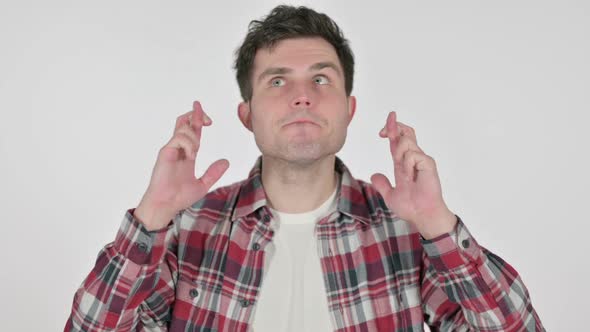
[346,95,357,124]
[237,101,253,132]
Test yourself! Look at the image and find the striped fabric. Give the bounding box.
[65,156,544,331]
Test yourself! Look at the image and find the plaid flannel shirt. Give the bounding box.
[65,156,544,331]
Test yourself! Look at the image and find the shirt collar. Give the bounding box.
[230,155,372,225]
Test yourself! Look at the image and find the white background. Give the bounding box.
[1,0,588,330]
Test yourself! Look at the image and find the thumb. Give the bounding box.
[196,159,230,191]
[370,173,394,202]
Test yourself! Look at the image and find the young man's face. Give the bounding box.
[238,37,356,165]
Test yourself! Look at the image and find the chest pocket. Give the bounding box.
[172,276,256,332]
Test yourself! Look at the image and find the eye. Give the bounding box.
[270,78,285,87]
[314,75,330,85]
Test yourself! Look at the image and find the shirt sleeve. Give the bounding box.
[419,215,545,331]
[64,208,181,332]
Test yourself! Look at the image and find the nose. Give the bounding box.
[291,96,312,108]
[290,85,313,108]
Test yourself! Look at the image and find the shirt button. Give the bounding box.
[252,243,261,251]
[137,242,148,252]
[189,288,199,298]
[240,299,250,307]
[461,239,470,248]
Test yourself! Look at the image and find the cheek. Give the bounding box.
[251,112,277,138]
[328,98,352,122]
[331,107,353,135]
[334,115,350,134]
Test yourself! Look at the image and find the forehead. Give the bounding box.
[252,37,341,73]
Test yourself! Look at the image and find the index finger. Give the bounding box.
[175,110,193,133]
[397,121,417,144]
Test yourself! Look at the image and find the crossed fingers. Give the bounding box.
[170,101,212,159]
[379,111,424,167]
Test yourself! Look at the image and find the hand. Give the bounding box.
[370,111,456,239]
[135,101,230,231]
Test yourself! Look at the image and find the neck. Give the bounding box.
[261,155,338,214]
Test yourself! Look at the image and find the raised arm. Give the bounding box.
[64,101,229,331]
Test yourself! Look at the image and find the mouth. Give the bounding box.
[284,119,318,126]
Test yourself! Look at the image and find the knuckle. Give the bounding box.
[165,136,181,148]
[177,126,194,137]
[180,137,196,152]
[178,129,195,140]
[173,132,187,141]
[170,134,188,147]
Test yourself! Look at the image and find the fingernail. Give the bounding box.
[204,114,211,123]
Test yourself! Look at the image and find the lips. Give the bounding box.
[285,118,318,126]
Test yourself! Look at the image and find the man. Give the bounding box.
[65,5,544,331]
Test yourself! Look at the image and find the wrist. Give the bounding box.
[416,209,457,240]
[134,203,177,232]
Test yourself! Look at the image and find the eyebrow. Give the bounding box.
[256,61,342,84]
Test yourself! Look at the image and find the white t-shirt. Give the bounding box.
[250,187,338,332]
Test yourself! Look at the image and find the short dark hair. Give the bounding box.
[233,5,355,102]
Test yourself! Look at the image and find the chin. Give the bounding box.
[268,142,342,166]
[285,143,323,163]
